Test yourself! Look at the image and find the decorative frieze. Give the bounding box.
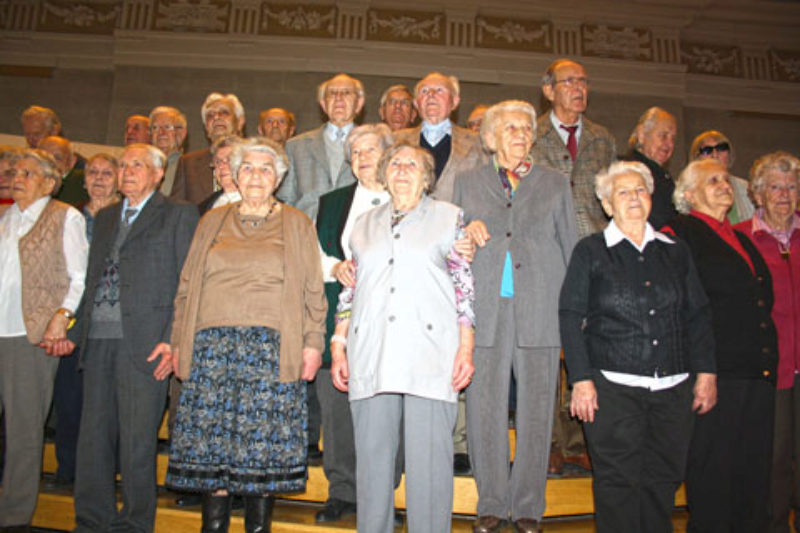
[261,3,336,37]
[39,1,120,34]
[475,16,551,53]
[154,0,228,33]
[581,24,651,61]
[366,9,444,45]
[771,50,800,83]
[680,42,741,78]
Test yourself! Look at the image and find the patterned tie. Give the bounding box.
[123,207,137,227]
[560,124,578,161]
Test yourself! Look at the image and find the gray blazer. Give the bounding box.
[530,114,616,238]
[73,192,199,374]
[393,123,484,203]
[453,160,578,348]
[277,125,355,220]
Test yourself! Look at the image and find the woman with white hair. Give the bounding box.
[559,160,716,532]
[668,158,778,532]
[165,137,327,533]
[689,129,754,224]
[734,151,800,533]
[454,99,578,533]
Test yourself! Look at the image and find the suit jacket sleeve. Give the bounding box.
[277,142,299,206]
[160,203,199,344]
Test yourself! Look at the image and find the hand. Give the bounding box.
[301,347,322,381]
[454,237,476,263]
[171,347,181,376]
[41,313,70,356]
[465,220,490,248]
[147,342,174,381]
[570,380,599,423]
[692,373,717,415]
[451,344,475,391]
[330,344,349,392]
[332,260,356,287]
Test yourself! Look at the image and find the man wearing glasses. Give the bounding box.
[531,58,617,478]
[378,84,417,132]
[148,106,188,196]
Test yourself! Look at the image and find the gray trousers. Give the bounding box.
[351,393,457,533]
[73,338,169,533]
[466,300,559,521]
[317,368,357,503]
[0,336,59,526]
[772,375,800,533]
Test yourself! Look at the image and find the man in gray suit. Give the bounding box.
[531,58,617,476]
[393,72,483,203]
[277,73,364,220]
[67,143,199,532]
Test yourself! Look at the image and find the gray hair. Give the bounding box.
[749,150,800,197]
[21,105,62,135]
[595,161,655,203]
[317,73,365,102]
[258,108,296,130]
[229,137,289,185]
[541,58,584,86]
[376,143,436,194]
[413,72,461,99]
[673,159,727,214]
[0,145,22,164]
[124,143,167,170]
[210,134,242,157]
[480,100,537,153]
[628,107,676,151]
[344,123,394,162]
[19,148,62,194]
[201,93,245,123]
[379,84,413,107]
[149,106,187,129]
[689,130,735,166]
[86,152,119,173]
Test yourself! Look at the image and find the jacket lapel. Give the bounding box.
[122,192,165,247]
[309,127,331,184]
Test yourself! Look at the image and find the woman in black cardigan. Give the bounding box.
[668,158,778,533]
[560,160,716,533]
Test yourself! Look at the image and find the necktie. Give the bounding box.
[335,128,345,144]
[560,125,578,161]
[123,208,137,226]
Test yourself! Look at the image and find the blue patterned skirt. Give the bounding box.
[166,326,308,494]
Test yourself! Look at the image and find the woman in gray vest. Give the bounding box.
[329,143,475,533]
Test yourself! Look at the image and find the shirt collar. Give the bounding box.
[690,209,731,233]
[603,218,673,253]
[14,195,51,222]
[421,119,452,147]
[325,122,354,142]
[752,207,800,233]
[550,110,583,131]
[121,190,156,220]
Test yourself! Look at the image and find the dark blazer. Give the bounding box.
[197,189,224,215]
[625,150,677,230]
[669,214,778,383]
[453,160,578,348]
[170,148,214,205]
[278,125,355,220]
[73,192,199,375]
[315,183,357,366]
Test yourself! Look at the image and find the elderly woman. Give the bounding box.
[668,158,778,532]
[330,144,475,533]
[453,100,578,533]
[198,134,242,214]
[690,130,754,224]
[0,149,88,529]
[559,161,716,532]
[734,151,800,533]
[626,107,679,229]
[164,137,327,533]
[314,123,394,523]
[0,146,18,205]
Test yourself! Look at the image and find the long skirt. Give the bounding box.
[166,326,308,495]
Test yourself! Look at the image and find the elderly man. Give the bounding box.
[124,115,150,145]
[39,135,89,207]
[0,149,88,531]
[277,73,364,219]
[67,143,198,532]
[149,106,188,196]
[531,58,617,475]
[394,72,483,203]
[258,107,296,146]
[378,84,417,131]
[20,105,62,149]
[170,93,245,205]
[467,104,489,133]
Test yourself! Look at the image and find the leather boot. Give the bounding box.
[201,492,232,533]
[244,495,275,533]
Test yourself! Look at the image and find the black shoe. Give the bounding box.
[307,443,323,466]
[43,475,74,491]
[0,525,31,533]
[244,495,275,533]
[454,453,472,476]
[393,511,403,527]
[201,493,232,533]
[315,498,357,523]
[232,495,244,510]
[175,492,203,507]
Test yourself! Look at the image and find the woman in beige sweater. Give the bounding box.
[164,137,327,533]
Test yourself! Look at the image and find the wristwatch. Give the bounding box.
[56,307,77,330]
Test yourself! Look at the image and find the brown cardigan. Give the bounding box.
[170,203,327,382]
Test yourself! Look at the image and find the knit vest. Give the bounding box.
[19,199,70,344]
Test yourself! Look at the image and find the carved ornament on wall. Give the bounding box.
[475,16,551,52]
[155,0,228,33]
[262,3,336,37]
[771,50,800,82]
[582,24,651,61]
[681,43,740,77]
[366,9,443,44]
[39,1,119,34]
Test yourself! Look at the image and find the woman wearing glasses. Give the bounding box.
[690,130,754,224]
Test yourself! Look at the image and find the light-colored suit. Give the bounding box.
[530,114,617,238]
[277,125,355,220]
[393,123,483,203]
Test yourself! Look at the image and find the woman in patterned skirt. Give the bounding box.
[164,137,327,533]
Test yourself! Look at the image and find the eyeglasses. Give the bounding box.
[325,88,356,100]
[150,124,183,133]
[206,109,233,120]
[553,77,589,88]
[5,168,43,180]
[698,142,730,156]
